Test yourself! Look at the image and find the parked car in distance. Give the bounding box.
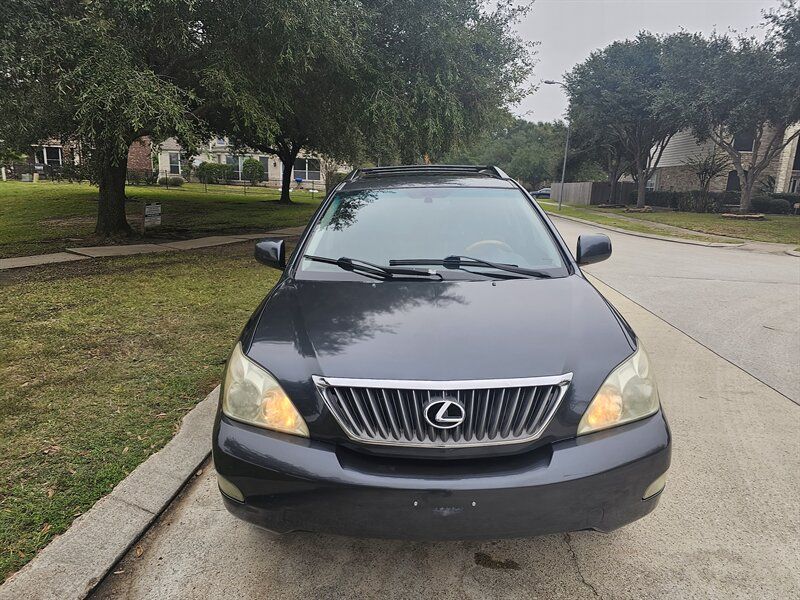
[213,164,671,540]
[533,186,551,198]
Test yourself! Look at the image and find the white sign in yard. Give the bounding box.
[144,202,162,228]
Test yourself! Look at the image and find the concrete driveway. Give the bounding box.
[93,225,800,600]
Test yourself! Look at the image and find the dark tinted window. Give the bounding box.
[733,132,755,152]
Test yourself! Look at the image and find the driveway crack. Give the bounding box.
[563,533,601,598]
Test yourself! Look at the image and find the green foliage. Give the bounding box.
[362,0,536,163]
[125,169,158,186]
[195,162,235,184]
[443,116,600,188]
[566,32,685,207]
[751,196,792,214]
[158,176,185,186]
[241,158,265,185]
[636,190,739,213]
[0,0,210,234]
[658,21,800,211]
[770,192,800,203]
[683,149,731,194]
[220,0,535,203]
[325,171,349,194]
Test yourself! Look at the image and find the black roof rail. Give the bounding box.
[347,164,510,181]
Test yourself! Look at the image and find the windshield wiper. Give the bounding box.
[304,255,442,280]
[390,255,552,279]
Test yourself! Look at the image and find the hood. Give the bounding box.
[242,275,636,443]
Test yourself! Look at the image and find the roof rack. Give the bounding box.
[347,164,510,181]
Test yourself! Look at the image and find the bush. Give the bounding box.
[628,190,738,213]
[196,161,234,184]
[326,171,348,194]
[241,157,265,185]
[158,176,185,186]
[126,169,158,185]
[751,196,792,214]
[769,192,800,204]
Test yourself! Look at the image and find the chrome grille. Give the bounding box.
[313,375,572,448]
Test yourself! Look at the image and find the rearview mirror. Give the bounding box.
[576,234,612,265]
[254,238,286,270]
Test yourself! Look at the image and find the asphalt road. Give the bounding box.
[93,228,800,599]
[553,217,800,403]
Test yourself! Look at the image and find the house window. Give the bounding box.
[789,177,799,194]
[226,155,242,180]
[168,152,181,175]
[215,137,226,146]
[293,157,321,181]
[732,132,755,152]
[34,146,63,167]
[645,175,656,191]
[725,170,741,192]
[793,140,800,171]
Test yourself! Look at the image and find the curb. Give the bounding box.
[544,212,744,248]
[0,387,219,600]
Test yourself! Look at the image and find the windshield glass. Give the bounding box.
[298,186,568,279]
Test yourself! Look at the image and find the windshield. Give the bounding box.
[298,186,568,279]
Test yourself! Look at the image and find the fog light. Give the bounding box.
[217,474,244,502]
[643,472,667,499]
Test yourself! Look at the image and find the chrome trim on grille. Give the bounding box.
[313,374,573,448]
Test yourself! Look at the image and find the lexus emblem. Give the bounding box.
[424,398,465,429]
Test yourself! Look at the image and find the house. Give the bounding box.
[155,137,329,187]
[651,126,800,194]
[7,137,153,179]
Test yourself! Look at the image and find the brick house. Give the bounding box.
[651,126,800,194]
[20,137,154,178]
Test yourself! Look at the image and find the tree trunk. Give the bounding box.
[609,176,619,204]
[636,172,647,208]
[277,145,301,204]
[740,179,754,213]
[95,146,131,237]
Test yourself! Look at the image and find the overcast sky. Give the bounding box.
[515,0,778,122]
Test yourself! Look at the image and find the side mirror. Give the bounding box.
[254,238,286,270]
[576,234,612,265]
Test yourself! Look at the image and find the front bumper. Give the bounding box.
[212,410,671,540]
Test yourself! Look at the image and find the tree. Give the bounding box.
[442,115,602,189]
[683,147,731,198]
[0,0,208,236]
[659,22,800,211]
[566,33,683,207]
[223,0,535,203]
[568,118,631,203]
[242,158,265,187]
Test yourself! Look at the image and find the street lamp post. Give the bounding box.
[544,80,569,211]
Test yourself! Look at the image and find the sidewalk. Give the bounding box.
[0,228,306,271]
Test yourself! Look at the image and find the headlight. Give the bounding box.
[221,342,309,437]
[578,345,659,435]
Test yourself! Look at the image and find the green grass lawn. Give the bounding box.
[540,203,728,243]
[601,208,800,246]
[0,180,322,258]
[541,202,800,246]
[0,243,280,580]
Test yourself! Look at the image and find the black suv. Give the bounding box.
[212,165,671,539]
